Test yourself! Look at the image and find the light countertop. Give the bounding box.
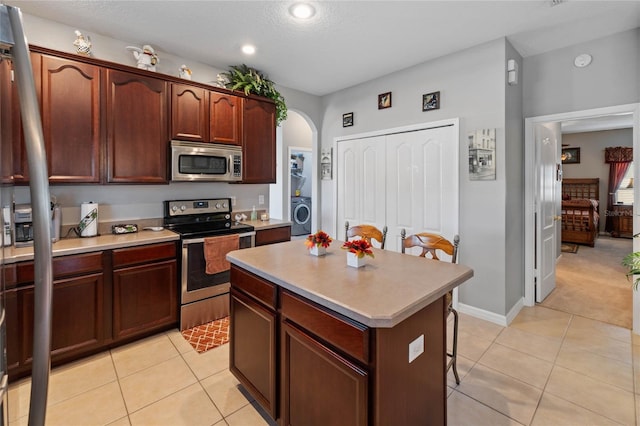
[242,218,292,231]
[5,229,180,263]
[227,240,473,328]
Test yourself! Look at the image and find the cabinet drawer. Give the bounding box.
[255,226,291,246]
[112,242,176,268]
[230,265,277,309]
[281,290,369,364]
[17,251,104,284]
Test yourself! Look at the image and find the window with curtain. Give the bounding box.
[616,163,634,204]
[605,146,633,232]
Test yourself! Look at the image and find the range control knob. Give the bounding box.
[171,205,178,212]
[180,205,187,211]
[215,203,221,209]
[222,202,228,208]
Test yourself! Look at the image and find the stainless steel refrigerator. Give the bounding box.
[0,5,53,426]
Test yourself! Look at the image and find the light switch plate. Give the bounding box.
[408,334,424,363]
[258,195,265,205]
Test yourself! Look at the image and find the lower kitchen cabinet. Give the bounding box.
[112,242,178,341]
[21,273,106,364]
[281,321,368,426]
[230,287,277,419]
[6,241,179,381]
[255,225,291,246]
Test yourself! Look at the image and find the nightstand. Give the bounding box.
[611,204,633,238]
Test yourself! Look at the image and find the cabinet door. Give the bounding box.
[41,55,101,183]
[105,69,168,183]
[4,288,19,373]
[0,58,14,184]
[22,273,106,364]
[281,320,368,426]
[210,92,242,145]
[242,98,276,183]
[171,83,208,142]
[230,288,277,419]
[113,259,177,340]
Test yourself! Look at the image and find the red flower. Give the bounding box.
[341,239,375,258]
[305,231,333,249]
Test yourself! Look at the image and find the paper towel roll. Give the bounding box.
[80,202,98,237]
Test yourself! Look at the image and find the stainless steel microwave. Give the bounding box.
[170,140,242,182]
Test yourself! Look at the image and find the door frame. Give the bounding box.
[524,103,640,330]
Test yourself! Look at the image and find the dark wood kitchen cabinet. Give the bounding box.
[255,225,291,246]
[230,266,278,420]
[171,83,208,142]
[243,98,276,183]
[112,242,178,340]
[0,58,14,184]
[210,92,243,145]
[12,252,108,377]
[105,69,169,183]
[40,54,102,183]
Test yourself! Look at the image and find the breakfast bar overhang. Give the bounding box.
[227,240,473,425]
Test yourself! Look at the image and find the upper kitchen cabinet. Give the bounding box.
[105,69,169,183]
[210,92,243,145]
[243,98,276,183]
[170,83,208,142]
[41,55,101,183]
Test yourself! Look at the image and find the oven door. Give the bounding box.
[181,231,255,304]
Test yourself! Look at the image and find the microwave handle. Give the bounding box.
[228,155,232,175]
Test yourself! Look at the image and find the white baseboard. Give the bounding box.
[457,298,524,327]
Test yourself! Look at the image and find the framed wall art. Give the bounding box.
[342,112,354,127]
[422,91,440,111]
[561,147,580,164]
[378,92,392,109]
[468,128,496,181]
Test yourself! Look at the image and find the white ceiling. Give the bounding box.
[7,0,640,97]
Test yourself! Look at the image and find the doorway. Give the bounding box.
[524,103,640,332]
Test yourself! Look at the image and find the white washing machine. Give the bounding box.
[291,196,312,236]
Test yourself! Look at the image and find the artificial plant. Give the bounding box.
[221,64,287,126]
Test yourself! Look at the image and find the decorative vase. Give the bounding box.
[347,251,366,268]
[309,245,326,256]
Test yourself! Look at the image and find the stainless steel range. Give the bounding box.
[163,198,255,330]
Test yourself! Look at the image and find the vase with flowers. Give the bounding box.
[341,239,374,268]
[305,231,333,256]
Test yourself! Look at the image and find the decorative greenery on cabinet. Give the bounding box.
[221,64,287,126]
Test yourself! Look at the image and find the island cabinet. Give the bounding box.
[112,242,178,341]
[105,69,169,183]
[229,266,278,419]
[228,241,473,425]
[242,98,276,183]
[11,251,109,377]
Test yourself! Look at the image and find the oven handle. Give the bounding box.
[181,231,256,245]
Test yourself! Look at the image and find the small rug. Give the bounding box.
[561,243,579,254]
[181,316,229,353]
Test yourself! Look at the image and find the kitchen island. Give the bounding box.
[227,240,473,425]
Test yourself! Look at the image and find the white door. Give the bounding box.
[536,122,562,302]
[385,126,458,252]
[336,136,386,243]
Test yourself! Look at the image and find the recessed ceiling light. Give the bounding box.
[242,44,256,55]
[290,3,315,19]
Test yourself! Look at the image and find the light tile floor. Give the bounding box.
[8,305,640,425]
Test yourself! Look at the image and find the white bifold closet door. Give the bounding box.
[337,125,458,253]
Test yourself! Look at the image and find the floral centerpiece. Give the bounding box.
[341,239,374,268]
[305,231,332,256]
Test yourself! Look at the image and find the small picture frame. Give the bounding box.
[378,92,392,109]
[342,112,354,127]
[561,147,580,164]
[422,91,440,111]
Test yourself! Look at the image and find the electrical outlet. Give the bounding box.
[408,334,424,363]
[258,195,264,205]
[230,196,236,206]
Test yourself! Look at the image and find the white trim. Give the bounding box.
[524,103,640,332]
[457,300,516,327]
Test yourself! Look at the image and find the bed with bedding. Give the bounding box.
[561,178,599,247]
